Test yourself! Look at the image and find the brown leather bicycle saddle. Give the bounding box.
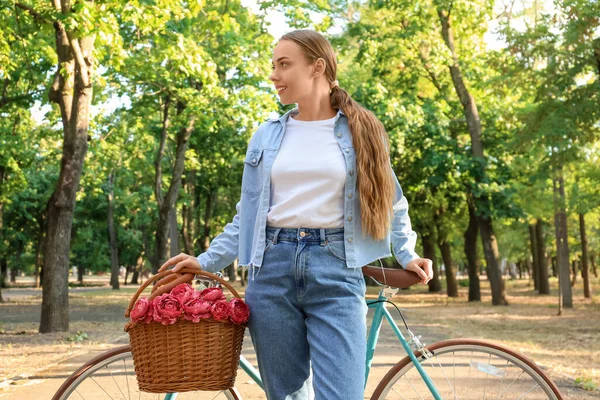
[361,266,421,289]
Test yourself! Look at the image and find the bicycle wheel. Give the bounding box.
[371,338,562,400]
[53,345,242,400]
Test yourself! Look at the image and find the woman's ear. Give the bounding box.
[312,57,327,77]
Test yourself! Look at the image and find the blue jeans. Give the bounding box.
[245,226,368,400]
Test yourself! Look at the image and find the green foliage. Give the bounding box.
[64,330,89,342]
[0,0,598,284]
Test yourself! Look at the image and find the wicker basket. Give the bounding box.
[124,266,246,393]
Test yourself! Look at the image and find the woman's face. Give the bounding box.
[269,40,321,105]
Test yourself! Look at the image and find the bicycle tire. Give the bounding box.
[371,338,563,399]
[52,345,242,400]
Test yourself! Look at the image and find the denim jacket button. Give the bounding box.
[337,132,342,137]
[347,216,352,221]
[349,169,354,176]
[347,193,353,198]
[347,237,353,243]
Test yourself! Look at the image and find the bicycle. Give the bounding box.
[52,265,563,399]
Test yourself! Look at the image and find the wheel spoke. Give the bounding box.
[516,382,540,399]
[404,373,424,399]
[495,368,526,398]
[123,358,131,400]
[373,342,559,400]
[390,385,407,399]
[54,347,240,400]
[106,364,127,399]
[90,375,116,399]
[482,353,491,399]
[432,351,457,398]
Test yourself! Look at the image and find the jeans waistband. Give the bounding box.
[265,226,344,245]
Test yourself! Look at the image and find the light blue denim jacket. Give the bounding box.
[197,107,420,275]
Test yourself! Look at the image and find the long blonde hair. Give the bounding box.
[280,29,395,241]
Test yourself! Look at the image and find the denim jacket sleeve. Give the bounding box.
[390,164,421,267]
[196,199,241,273]
[195,123,267,273]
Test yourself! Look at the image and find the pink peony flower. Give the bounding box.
[170,283,196,304]
[200,287,226,302]
[152,293,183,325]
[130,297,153,323]
[210,300,230,321]
[229,298,250,324]
[182,296,212,323]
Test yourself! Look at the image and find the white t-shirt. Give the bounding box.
[266,113,346,228]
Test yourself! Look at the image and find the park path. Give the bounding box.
[1,285,596,399]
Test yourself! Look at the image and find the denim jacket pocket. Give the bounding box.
[242,149,264,197]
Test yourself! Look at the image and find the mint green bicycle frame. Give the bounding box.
[231,288,444,400]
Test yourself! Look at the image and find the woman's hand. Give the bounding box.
[404,258,434,284]
[150,254,203,300]
[158,253,201,273]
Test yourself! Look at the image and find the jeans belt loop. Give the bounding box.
[273,227,282,244]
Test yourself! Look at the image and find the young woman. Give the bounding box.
[160,29,433,400]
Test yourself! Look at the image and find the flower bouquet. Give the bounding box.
[129,284,249,326]
[124,267,248,393]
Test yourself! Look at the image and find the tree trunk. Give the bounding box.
[142,223,156,273]
[478,219,508,305]
[153,97,195,274]
[39,8,95,332]
[1,259,7,288]
[439,240,458,297]
[437,8,507,305]
[34,215,46,288]
[571,260,577,286]
[182,175,195,255]
[579,213,591,298]
[131,253,144,285]
[169,208,179,257]
[591,253,597,278]
[434,206,458,297]
[422,231,441,292]
[552,164,572,308]
[202,189,216,253]
[124,266,129,287]
[529,223,539,291]
[464,198,481,301]
[227,260,237,282]
[77,265,84,284]
[0,173,4,301]
[536,220,550,294]
[107,170,120,290]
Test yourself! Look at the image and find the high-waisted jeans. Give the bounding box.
[245,226,368,400]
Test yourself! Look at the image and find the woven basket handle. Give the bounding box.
[124,266,241,318]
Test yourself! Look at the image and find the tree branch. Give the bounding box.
[0,88,45,108]
[66,33,90,88]
[14,3,49,24]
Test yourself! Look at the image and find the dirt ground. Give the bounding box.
[0,275,598,398]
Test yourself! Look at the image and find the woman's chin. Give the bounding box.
[278,93,295,105]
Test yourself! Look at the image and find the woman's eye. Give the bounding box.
[271,63,288,70]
